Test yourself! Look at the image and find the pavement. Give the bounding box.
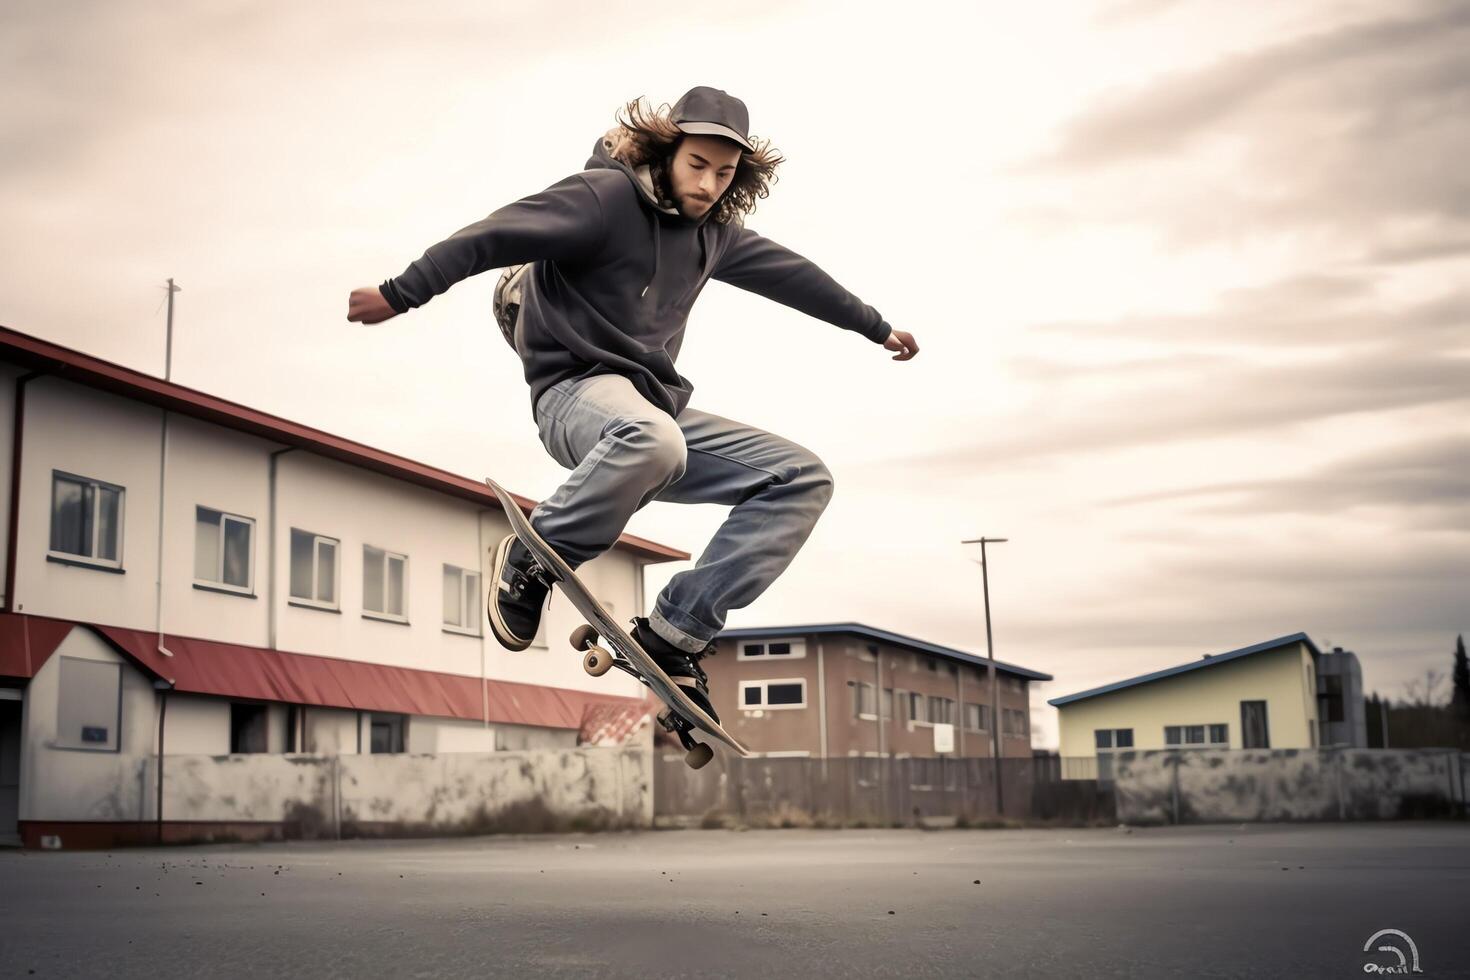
[2,822,1468,978]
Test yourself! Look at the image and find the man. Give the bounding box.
[347,86,918,723]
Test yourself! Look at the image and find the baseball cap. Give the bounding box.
[670,86,755,153]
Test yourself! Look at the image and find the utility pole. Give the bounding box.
[962,536,1007,816]
[164,277,181,381]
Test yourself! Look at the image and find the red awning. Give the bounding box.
[0,613,643,730]
[0,614,75,679]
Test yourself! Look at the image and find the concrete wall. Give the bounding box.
[1056,642,1320,756]
[130,746,652,840]
[1112,748,1469,824]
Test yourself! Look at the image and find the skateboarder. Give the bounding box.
[347,86,919,724]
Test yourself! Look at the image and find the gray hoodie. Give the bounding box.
[379,134,893,419]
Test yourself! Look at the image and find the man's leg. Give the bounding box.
[527,373,688,568]
[646,407,835,653]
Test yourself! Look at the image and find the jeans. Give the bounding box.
[528,373,835,654]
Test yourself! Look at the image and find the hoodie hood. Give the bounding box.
[587,129,677,213]
[587,128,717,297]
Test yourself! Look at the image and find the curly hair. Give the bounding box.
[605,95,783,225]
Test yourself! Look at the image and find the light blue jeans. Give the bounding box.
[528,373,835,654]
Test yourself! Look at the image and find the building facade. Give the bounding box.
[1048,633,1366,779]
[704,624,1051,759]
[0,327,685,846]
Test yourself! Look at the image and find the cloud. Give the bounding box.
[875,345,1469,475]
[1011,1,1470,254]
[1100,432,1470,532]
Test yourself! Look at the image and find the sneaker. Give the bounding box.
[630,617,720,725]
[488,533,551,651]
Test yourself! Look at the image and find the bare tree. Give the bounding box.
[1401,669,1445,708]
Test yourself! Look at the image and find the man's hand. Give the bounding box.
[883,328,919,361]
[347,286,399,324]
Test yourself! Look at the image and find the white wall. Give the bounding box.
[9,371,653,711]
[162,695,229,756]
[407,716,496,753]
[18,627,156,822]
[14,379,163,628]
[157,414,280,647]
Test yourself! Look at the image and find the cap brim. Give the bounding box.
[675,121,755,153]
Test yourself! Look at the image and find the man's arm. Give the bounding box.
[711,226,893,344]
[348,173,606,322]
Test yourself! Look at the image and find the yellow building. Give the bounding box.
[1049,634,1337,778]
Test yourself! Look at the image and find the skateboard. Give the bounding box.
[483,477,750,769]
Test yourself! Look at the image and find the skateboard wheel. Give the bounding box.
[685,743,714,769]
[583,647,614,677]
[569,624,600,651]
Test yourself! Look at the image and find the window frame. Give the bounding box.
[288,528,341,611]
[48,471,126,571]
[193,506,256,596]
[1165,723,1229,748]
[738,678,808,711]
[737,638,807,660]
[54,656,123,753]
[362,543,410,624]
[441,563,483,637]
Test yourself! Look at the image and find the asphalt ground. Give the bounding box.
[2,823,1467,979]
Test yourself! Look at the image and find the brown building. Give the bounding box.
[702,624,1051,759]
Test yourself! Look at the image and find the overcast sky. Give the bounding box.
[3,0,1466,748]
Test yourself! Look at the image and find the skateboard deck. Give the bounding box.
[484,477,749,767]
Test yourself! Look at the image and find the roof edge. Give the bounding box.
[717,622,1052,681]
[0,325,689,564]
[1046,632,1319,707]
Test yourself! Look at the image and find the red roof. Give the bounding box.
[0,324,688,564]
[1,613,645,730]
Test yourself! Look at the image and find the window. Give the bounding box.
[964,703,989,732]
[908,692,928,724]
[853,681,877,719]
[49,472,124,568]
[56,657,121,751]
[739,679,806,710]
[1166,724,1228,747]
[881,688,894,721]
[442,564,483,634]
[194,507,254,593]
[1319,675,1345,723]
[1002,708,1028,736]
[370,713,406,753]
[363,545,408,621]
[1241,701,1270,748]
[289,529,339,608]
[230,703,268,753]
[738,639,806,660]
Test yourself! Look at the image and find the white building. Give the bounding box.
[0,325,684,847]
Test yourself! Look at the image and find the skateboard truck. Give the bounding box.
[570,624,714,769]
[656,708,715,770]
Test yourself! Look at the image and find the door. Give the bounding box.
[0,695,21,845]
[1240,700,1271,749]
